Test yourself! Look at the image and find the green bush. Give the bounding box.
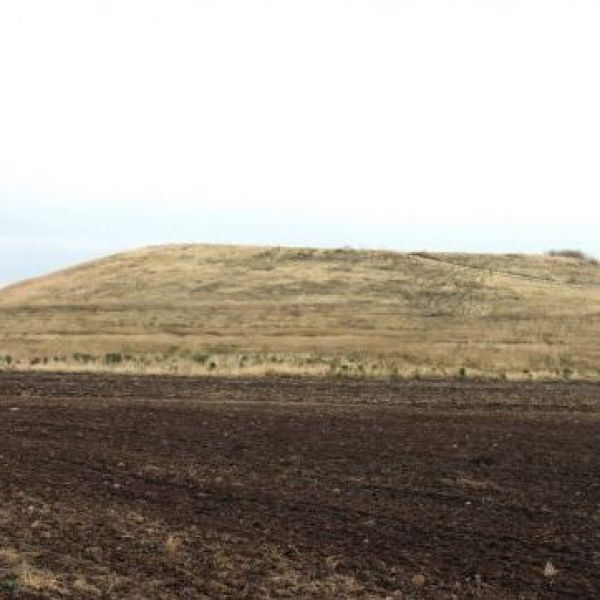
[105,352,123,365]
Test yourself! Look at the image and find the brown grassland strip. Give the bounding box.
[1,245,600,380]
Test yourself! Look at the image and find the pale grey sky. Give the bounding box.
[1,1,599,287]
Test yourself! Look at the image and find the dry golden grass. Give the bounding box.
[163,534,183,559]
[1,243,599,379]
[0,547,64,594]
[0,547,21,567]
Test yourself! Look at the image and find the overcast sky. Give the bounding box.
[1,1,599,286]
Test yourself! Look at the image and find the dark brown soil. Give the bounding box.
[1,372,600,598]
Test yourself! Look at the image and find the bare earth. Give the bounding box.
[1,372,600,598]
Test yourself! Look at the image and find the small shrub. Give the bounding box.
[191,353,210,365]
[73,353,94,364]
[304,355,322,365]
[547,249,598,264]
[562,367,573,380]
[0,573,19,595]
[104,352,123,365]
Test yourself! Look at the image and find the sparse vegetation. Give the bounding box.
[0,573,19,595]
[0,547,63,595]
[163,534,182,559]
[547,249,598,263]
[191,352,210,364]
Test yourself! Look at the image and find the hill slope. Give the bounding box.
[1,244,599,378]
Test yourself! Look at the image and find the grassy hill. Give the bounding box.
[1,244,600,379]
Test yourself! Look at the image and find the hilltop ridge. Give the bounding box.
[1,244,599,379]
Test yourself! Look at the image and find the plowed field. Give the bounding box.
[1,372,599,598]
